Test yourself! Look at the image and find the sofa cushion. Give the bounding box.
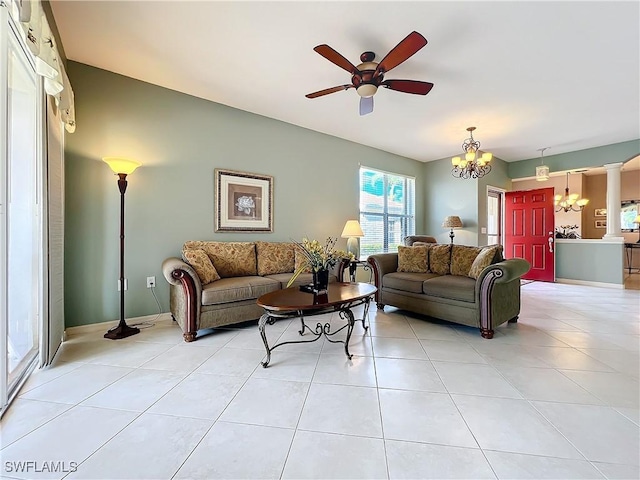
[256,242,295,276]
[429,244,451,275]
[201,276,280,305]
[423,275,476,302]
[182,249,221,284]
[468,245,501,279]
[450,245,482,277]
[383,272,440,293]
[397,245,428,273]
[184,241,257,278]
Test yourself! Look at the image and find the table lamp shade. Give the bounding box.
[341,220,364,238]
[103,157,141,175]
[442,216,463,229]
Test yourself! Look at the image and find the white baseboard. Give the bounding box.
[65,313,171,338]
[556,278,624,289]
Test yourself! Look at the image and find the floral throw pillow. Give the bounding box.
[256,242,295,276]
[397,245,428,273]
[468,245,501,279]
[429,244,451,275]
[450,245,482,277]
[182,249,220,284]
[183,241,257,278]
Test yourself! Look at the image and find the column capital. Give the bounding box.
[603,162,624,170]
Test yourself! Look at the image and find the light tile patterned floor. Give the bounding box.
[1,282,639,479]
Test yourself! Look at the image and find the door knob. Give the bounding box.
[548,236,554,253]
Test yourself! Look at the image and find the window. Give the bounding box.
[359,167,415,256]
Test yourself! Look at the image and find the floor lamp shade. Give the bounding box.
[103,157,141,340]
[341,220,364,260]
[442,216,463,244]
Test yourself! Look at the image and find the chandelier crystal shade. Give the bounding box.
[451,127,492,179]
[554,172,589,212]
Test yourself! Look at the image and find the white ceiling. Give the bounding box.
[50,1,640,163]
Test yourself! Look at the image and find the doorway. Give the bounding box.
[487,188,504,247]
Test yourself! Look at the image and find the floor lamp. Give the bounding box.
[103,157,141,340]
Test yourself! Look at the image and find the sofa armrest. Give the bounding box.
[367,253,399,305]
[162,257,202,342]
[476,258,531,338]
[476,258,531,286]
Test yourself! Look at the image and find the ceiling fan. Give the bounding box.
[305,31,434,116]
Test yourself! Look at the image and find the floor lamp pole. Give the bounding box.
[104,172,140,340]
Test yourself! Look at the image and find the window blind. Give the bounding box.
[359,167,415,256]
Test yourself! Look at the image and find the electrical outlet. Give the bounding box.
[118,279,128,291]
[146,276,156,289]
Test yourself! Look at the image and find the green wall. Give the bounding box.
[423,156,511,246]
[64,62,425,327]
[556,241,624,285]
[508,140,640,180]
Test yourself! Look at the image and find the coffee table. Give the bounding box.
[256,282,377,367]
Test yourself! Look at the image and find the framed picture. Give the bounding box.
[215,169,273,232]
[595,220,606,229]
[594,208,607,217]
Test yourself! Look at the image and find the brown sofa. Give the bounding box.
[162,241,346,342]
[367,236,531,338]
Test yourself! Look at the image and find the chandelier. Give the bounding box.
[555,172,589,212]
[451,127,493,179]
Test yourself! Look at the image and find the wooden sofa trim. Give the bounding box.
[171,269,198,342]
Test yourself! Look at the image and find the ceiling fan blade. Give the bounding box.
[360,96,374,116]
[313,45,360,75]
[381,79,434,95]
[374,31,427,77]
[306,85,353,99]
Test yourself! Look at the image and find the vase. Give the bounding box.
[312,269,330,293]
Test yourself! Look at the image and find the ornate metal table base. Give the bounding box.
[258,297,371,368]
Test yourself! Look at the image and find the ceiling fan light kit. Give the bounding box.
[305,31,434,116]
[451,127,493,179]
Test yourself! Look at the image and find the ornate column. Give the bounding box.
[603,162,624,239]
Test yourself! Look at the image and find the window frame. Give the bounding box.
[359,166,415,256]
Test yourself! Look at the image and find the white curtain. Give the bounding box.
[10,0,75,132]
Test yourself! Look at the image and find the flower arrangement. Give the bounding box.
[287,237,353,287]
[555,224,581,239]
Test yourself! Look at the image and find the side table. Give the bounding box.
[347,260,373,283]
[624,243,640,274]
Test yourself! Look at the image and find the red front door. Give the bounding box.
[505,188,555,282]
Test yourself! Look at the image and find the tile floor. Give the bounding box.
[1,281,639,479]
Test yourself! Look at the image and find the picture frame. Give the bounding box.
[595,220,606,229]
[215,169,273,232]
[594,208,607,217]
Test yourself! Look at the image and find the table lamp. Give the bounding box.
[442,216,463,244]
[341,220,364,260]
